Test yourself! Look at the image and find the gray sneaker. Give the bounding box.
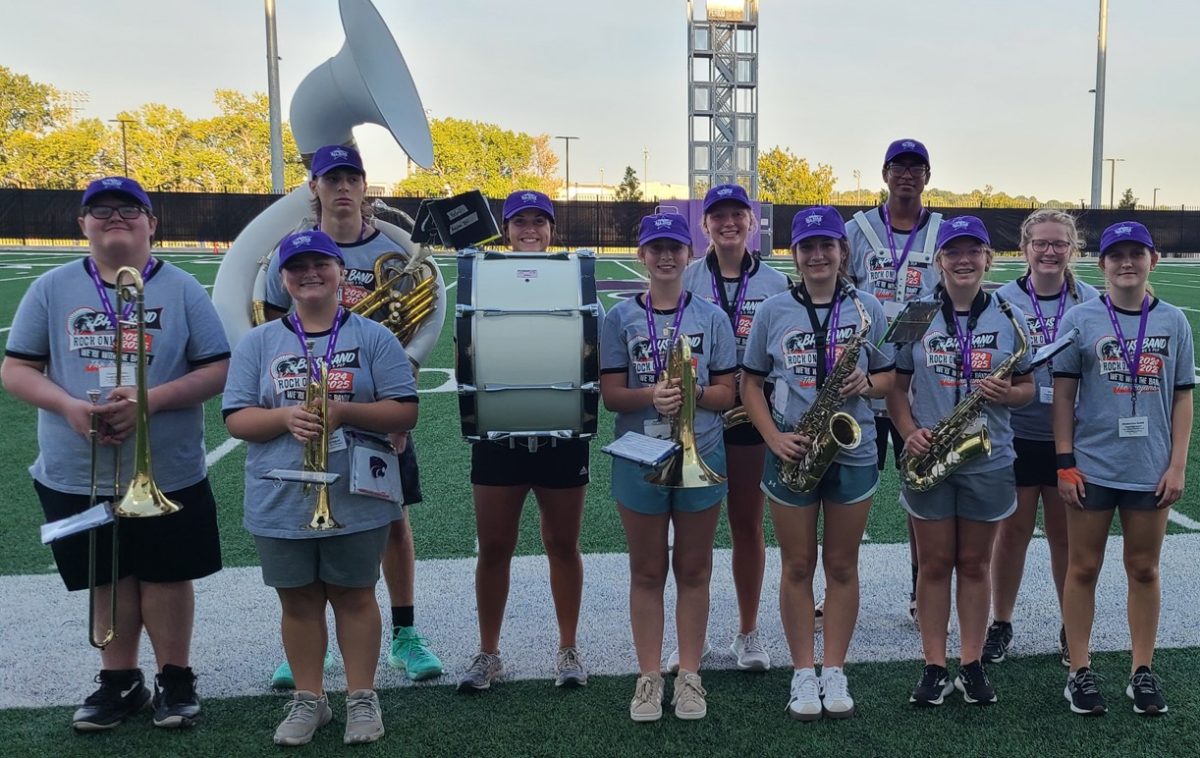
[731,629,771,671]
[457,652,504,693]
[630,672,665,722]
[555,646,588,688]
[273,690,332,747]
[672,670,708,720]
[343,689,385,745]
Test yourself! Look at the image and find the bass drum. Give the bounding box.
[455,250,600,441]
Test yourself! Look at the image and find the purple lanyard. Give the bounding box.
[824,295,844,376]
[290,307,345,382]
[880,205,924,271]
[953,314,974,394]
[710,259,750,330]
[1103,294,1150,415]
[1025,278,1068,343]
[86,256,156,326]
[644,291,687,378]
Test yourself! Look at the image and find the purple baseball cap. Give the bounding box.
[702,183,752,213]
[936,215,991,249]
[278,230,345,268]
[1099,221,1155,256]
[81,176,152,211]
[638,211,691,247]
[310,144,365,178]
[502,190,555,222]
[884,138,930,167]
[791,206,847,246]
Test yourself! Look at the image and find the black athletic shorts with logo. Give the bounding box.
[1013,437,1057,488]
[470,438,591,489]
[36,477,222,592]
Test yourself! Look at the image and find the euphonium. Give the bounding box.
[779,282,870,493]
[645,328,727,489]
[349,251,440,345]
[302,344,342,530]
[900,297,1028,492]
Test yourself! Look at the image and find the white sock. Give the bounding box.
[794,667,816,679]
[822,665,842,679]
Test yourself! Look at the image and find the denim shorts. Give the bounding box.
[900,465,1017,522]
[611,445,727,515]
[761,450,879,508]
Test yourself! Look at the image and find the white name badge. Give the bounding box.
[98,365,136,389]
[1118,416,1149,438]
[327,427,348,452]
[1040,386,1054,405]
[643,418,671,440]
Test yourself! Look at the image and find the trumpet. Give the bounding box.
[645,328,726,489]
[302,342,342,531]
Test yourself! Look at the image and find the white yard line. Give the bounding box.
[204,437,243,468]
[615,260,648,281]
[1168,510,1200,531]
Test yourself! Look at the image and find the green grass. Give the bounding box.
[2,647,1197,757]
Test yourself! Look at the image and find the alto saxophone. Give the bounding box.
[778,282,870,493]
[900,297,1028,492]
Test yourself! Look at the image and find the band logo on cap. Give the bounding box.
[805,212,823,226]
[291,234,312,247]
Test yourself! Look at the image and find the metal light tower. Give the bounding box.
[687,0,759,199]
[1089,0,1109,209]
[265,0,285,193]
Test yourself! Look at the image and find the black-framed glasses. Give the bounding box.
[885,163,928,178]
[85,205,147,220]
[1029,239,1072,254]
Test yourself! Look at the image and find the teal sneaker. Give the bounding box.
[270,649,336,690]
[388,627,444,681]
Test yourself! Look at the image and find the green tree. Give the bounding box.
[0,66,66,137]
[757,147,836,204]
[393,117,560,198]
[1118,188,1138,210]
[2,119,113,188]
[614,166,642,201]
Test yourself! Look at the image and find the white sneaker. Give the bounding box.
[666,640,712,674]
[820,667,855,718]
[815,597,825,633]
[787,669,822,721]
[730,629,771,671]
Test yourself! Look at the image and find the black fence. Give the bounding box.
[3,188,1200,254]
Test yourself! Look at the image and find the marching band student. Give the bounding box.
[263,145,442,687]
[1054,221,1193,717]
[458,190,591,692]
[740,207,893,720]
[987,211,1099,667]
[1,177,228,732]
[601,210,736,722]
[224,230,418,746]
[843,138,944,625]
[887,216,1034,707]
[682,183,790,671]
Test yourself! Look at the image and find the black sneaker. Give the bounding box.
[1126,666,1168,716]
[1065,667,1107,715]
[1059,625,1071,668]
[954,660,997,704]
[981,621,1014,664]
[72,669,151,731]
[153,664,201,728]
[909,664,954,707]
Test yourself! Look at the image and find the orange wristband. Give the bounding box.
[1057,467,1086,486]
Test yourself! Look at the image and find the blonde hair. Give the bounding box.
[934,243,995,284]
[1018,209,1083,300]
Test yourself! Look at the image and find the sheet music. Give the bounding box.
[602,432,680,468]
[41,502,114,544]
[1031,327,1080,368]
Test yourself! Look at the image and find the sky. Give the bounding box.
[5,0,1199,206]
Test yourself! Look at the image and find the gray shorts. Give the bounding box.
[900,465,1017,522]
[1081,482,1160,511]
[254,525,391,589]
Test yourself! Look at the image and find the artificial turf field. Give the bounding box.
[1,249,1199,756]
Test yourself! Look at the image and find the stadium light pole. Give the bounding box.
[1105,157,1125,208]
[1089,0,1109,209]
[555,136,579,201]
[1152,187,1161,209]
[264,0,285,193]
[108,118,135,177]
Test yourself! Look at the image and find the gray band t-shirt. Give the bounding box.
[222,311,418,538]
[4,259,230,495]
[265,227,399,313]
[600,293,737,455]
[682,252,791,365]
[1053,296,1195,490]
[741,286,894,467]
[846,208,941,306]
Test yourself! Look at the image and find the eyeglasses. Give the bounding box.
[85,205,147,220]
[885,164,927,178]
[1028,239,1072,254]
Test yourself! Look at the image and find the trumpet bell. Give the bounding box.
[304,488,343,531]
[113,474,182,518]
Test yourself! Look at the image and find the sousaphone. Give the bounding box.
[212,0,446,364]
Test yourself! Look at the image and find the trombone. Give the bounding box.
[86,265,182,649]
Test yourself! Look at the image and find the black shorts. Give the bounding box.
[874,417,905,471]
[398,438,423,506]
[470,438,590,489]
[1013,437,1057,488]
[724,381,771,446]
[1081,482,1160,512]
[36,478,222,592]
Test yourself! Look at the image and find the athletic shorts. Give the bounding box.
[761,453,879,508]
[1080,482,1160,512]
[36,478,222,592]
[471,438,591,489]
[900,466,1018,523]
[873,416,905,471]
[612,445,727,515]
[724,381,773,447]
[398,438,422,506]
[254,525,391,588]
[1013,437,1057,488]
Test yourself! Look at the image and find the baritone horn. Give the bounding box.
[645,328,727,489]
[350,252,440,345]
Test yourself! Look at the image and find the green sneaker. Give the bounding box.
[388,626,444,681]
[270,649,336,690]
